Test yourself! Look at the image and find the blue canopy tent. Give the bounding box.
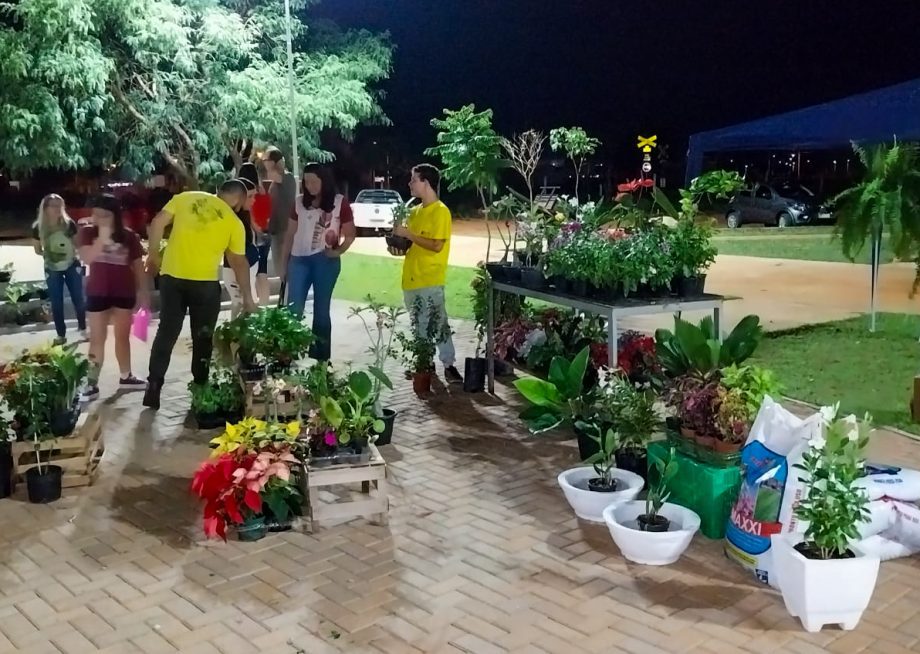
[685,77,920,332]
[685,78,920,184]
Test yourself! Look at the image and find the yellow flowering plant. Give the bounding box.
[209,417,301,456]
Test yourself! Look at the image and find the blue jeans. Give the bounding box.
[286,252,341,361]
[46,262,87,338]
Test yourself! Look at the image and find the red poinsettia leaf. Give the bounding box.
[225,494,244,524]
[203,515,221,539]
[243,489,262,513]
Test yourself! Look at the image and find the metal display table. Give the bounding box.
[487,281,726,393]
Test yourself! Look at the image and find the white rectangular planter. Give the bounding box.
[771,533,880,633]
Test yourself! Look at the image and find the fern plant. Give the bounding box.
[835,141,920,262]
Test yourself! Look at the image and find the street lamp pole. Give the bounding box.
[284,0,300,191]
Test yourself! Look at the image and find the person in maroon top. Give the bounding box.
[77,194,149,400]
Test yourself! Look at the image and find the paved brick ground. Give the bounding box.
[2,301,920,653]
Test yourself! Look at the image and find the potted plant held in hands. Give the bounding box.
[557,423,645,522]
[349,296,405,445]
[603,448,701,565]
[772,407,878,633]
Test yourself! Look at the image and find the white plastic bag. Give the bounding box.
[724,396,823,587]
[856,464,920,502]
[858,500,920,560]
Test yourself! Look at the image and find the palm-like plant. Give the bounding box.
[834,141,920,330]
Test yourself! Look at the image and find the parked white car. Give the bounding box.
[352,189,418,235]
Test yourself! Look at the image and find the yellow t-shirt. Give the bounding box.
[402,201,451,291]
[160,192,246,282]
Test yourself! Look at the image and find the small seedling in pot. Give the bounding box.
[576,421,621,493]
[640,447,678,532]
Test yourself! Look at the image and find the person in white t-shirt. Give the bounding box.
[278,163,355,361]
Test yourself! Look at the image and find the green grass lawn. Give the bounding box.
[335,253,476,320]
[751,313,920,434]
[714,235,895,264]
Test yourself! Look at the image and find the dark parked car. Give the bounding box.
[725,183,834,228]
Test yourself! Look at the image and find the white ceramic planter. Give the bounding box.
[557,467,644,523]
[771,533,880,633]
[603,501,700,565]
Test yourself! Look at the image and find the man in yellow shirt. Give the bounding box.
[391,164,462,384]
[143,180,256,409]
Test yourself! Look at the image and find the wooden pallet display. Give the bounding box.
[301,444,388,532]
[12,411,104,488]
[242,380,301,419]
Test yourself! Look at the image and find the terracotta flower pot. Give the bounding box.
[680,427,697,441]
[694,433,715,450]
[713,439,743,454]
[412,372,432,395]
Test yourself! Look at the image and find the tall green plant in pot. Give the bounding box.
[549,126,600,201]
[835,141,920,332]
[773,406,878,632]
[426,104,504,263]
[22,370,62,503]
[349,296,403,444]
[48,343,88,436]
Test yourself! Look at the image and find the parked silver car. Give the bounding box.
[725,183,834,228]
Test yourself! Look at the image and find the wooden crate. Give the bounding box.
[12,411,104,488]
[301,444,388,532]
[242,380,301,420]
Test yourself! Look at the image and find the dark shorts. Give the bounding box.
[86,296,135,313]
[256,241,270,275]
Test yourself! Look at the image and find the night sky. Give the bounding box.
[312,0,920,166]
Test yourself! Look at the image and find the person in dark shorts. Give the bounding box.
[76,194,149,400]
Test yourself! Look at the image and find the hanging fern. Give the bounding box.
[834,140,920,262]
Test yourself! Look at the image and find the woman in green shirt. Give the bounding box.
[32,194,87,343]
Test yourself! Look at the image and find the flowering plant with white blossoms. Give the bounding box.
[793,403,873,559]
[0,395,16,442]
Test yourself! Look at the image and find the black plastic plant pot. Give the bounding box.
[678,275,707,297]
[575,424,601,461]
[195,411,225,430]
[463,357,486,393]
[0,271,11,283]
[385,235,412,252]
[551,276,570,294]
[615,448,648,484]
[637,514,670,533]
[504,266,522,283]
[0,442,14,499]
[375,408,397,446]
[26,465,62,504]
[50,407,79,437]
[665,416,681,432]
[239,363,266,382]
[520,267,545,291]
[484,262,507,282]
[223,408,244,424]
[570,279,589,298]
[587,477,619,493]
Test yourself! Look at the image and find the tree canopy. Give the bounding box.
[0,0,392,187]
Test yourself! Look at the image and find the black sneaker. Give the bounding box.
[143,379,162,410]
[81,385,99,401]
[119,374,147,391]
[444,366,463,385]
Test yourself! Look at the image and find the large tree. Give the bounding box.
[0,0,392,188]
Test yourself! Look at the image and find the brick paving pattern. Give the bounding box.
[2,301,920,653]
